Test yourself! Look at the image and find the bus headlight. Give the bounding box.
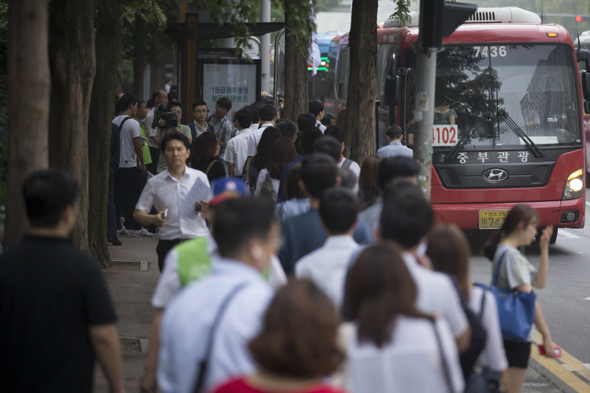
[563,169,584,200]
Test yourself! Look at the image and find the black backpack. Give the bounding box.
[450,277,487,382]
[110,116,130,172]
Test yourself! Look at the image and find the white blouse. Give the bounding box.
[337,316,464,393]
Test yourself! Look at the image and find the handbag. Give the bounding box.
[464,289,502,393]
[476,249,536,343]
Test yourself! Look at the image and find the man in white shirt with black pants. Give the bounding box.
[158,198,279,393]
[113,94,147,235]
[134,131,210,271]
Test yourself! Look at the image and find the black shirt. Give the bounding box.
[0,235,117,392]
[193,158,226,183]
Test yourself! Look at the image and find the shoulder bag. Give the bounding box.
[432,319,456,393]
[192,282,249,393]
[476,249,536,343]
[205,160,216,175]
[449,277,487,382]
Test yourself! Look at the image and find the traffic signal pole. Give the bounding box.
[413,0,477,200]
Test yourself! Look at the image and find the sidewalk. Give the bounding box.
[94,235,160,392]
[92,235,567,393]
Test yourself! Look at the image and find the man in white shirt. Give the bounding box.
[295,188,360,310]
[324,125,361,178]
[309,100,327,132]
[376,125,414,159]
[113,94,146,234]
[224,107,253,178]
[134,132,210,271]
[246,104,277,159]
[377,184,471,352]
[158,198,279,393]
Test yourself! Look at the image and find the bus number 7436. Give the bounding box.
[474,45,507,58]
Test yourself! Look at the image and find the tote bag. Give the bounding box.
[476,249,536,343]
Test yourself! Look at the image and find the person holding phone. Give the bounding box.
[134,131,209,272]
[482,205,556,393]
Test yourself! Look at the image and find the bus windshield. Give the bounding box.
[407,44,582,149]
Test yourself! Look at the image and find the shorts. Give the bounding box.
[503,340,531,369]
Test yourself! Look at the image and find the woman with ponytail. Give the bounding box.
[481,204,556,393]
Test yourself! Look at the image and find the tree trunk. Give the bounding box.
[132,13,146,98]
[116,25,124,94]
[48,0,96,252]
[88,0,122,268]
[282,1,310,122]
[5,0,50,248]
[344,0,378,164]
[150,36,167,94]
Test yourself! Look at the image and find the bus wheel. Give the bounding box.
[550,228,558,244]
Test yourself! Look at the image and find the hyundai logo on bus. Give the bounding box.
[483,169,509,182]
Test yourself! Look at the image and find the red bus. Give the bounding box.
[575,31,590,183]
[333,7,590,241]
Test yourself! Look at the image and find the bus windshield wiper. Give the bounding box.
[444,126,475,161]
[497,112,544,158]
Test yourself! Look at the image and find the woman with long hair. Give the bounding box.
[247,127,281,193]
[427,224,507,388]
[481,205,556,393]
[357,155,382,209]
[341,242,464,393]
[274,163,311,222]
[190,132,226,183]
[210,279,347,393]
[255,137,297,201]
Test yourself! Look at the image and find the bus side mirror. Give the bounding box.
[585,100,590,115]
[576,49,589,63]
[582,72,590,101]
[384,75,400,106]
[577,49,590,74]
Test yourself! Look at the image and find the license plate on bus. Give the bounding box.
[479,210,508,229]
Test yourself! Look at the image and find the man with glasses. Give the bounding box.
[189,100,213,151]
[156,102,192,173]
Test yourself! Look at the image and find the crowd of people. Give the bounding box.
[0,93,559,393]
